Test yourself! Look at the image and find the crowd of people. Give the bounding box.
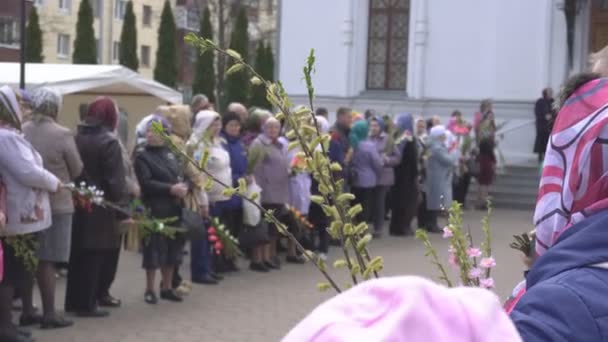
[0,81,499,341]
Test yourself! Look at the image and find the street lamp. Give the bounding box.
[19,0,33,90]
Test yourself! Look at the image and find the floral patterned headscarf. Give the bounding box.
[534,75,608,255]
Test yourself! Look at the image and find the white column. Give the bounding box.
[408,0,429,99]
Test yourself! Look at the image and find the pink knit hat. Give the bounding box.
[283,276,521,342]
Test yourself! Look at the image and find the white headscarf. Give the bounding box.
[0,85,22,126]
[315,115,330,134]
[429,125,447,139]
[191,110,221,143]
[31,87,62,118]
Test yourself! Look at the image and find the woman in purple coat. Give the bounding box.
[368,117,400,237]
[349,120,383,226]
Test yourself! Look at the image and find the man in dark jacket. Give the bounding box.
[533,88,555,163]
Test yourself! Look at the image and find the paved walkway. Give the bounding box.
[31,209,532,342]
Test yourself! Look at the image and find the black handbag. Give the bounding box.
[181,208,207,240]
[239,221,269,249]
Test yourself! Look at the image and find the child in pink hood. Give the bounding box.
[283,276,521,342]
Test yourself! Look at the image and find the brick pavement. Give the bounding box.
[30,209,531,342]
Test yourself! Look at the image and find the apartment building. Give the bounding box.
[0,0,32,62]
[36,0,174,79]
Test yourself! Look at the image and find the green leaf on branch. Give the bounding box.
[226,48,242,60]
[222,187,236,197]
[226,63,245,75]
[250,76,263,86]
[310,195,324,205]
[330,162,343,172]
[337,193,355,203]
[347,204,363,219]
[333,259,347,268]
[204,178,214,191]
[350,264,361,276]
[356,234,373,252]
[237,178,247,195]
[317,282,331,292]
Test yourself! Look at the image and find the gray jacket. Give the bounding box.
[370,133,401,186]
[23,117,83,214]
[350,140,383,189]
[425,141,458,211]
[251,134,290,205]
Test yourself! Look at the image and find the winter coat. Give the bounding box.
[23,116,83,214]
[250,134,290,205]
[370,132,401,186]
[73,124,128,250]
[134,145,183,220]
[511,210,608,341]
[424,140,458,211]
[222,132,247,209]
[0,128,60,236]
[350,140,383,189]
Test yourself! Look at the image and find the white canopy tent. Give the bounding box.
[0,63,182,146]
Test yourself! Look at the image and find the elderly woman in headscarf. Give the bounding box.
[308,116,332,259]
[187,110,227,283]
[66,96,128,318]
[368,116,400,237]
[387,114,419,236]
[349,120,383,228]
[284,276,522,341]
[134,116,189,304]
[424,125,459,232]
[0,86,61,341]
[242,108,272,147]
[509,69,608,341]
[21,88,82,329]
[157,105,208,292]
[250,117,303,267]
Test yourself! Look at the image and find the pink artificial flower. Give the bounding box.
[480,278,495,289]
[480,257,496,269]
[442,226,453,238]
[448,253,458,267]
[468,267,482,280]
[467,247,482,258]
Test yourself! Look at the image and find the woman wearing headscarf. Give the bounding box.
[368,117,400,237]
[284,276,522,341]
[509,72,608,341]
[0,86,61,342]
[475,107,497,210]
[424,125,458,232]
[221,112,268,271]
[22,88,82,329]
[349,120,383,228]
[66,97,128,318]
[250,117,303,267]
[415,117,431,232]
[188,110,227,282]
[157,104,208,291]
[308,116,331,260]
[135,116,187,304]
[242,108,271,148]
[388,114,419,236]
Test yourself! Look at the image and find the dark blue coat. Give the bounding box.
[511,210,608,341]
[221,132,247,209]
